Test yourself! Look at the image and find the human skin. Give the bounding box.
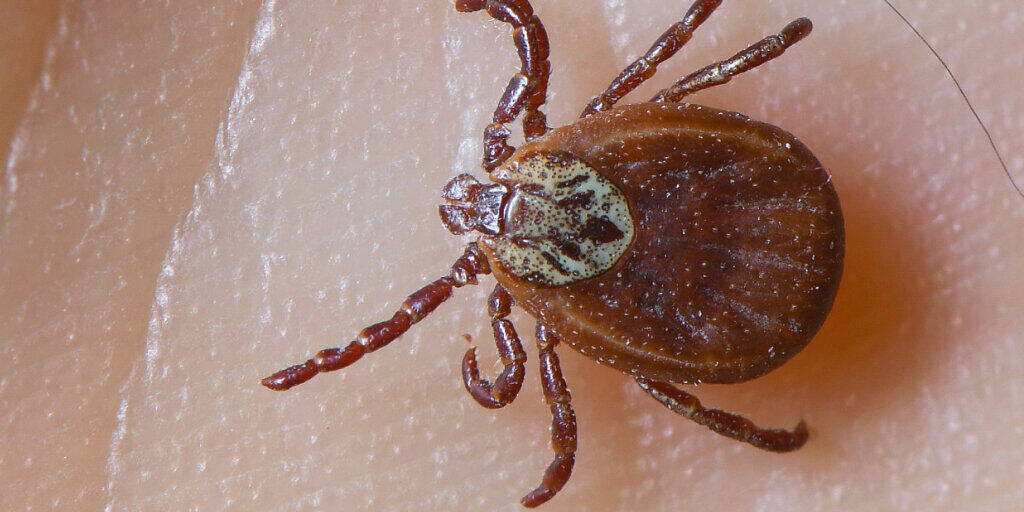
[1,1,1022,511]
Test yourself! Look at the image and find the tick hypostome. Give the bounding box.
[261,0,843,508]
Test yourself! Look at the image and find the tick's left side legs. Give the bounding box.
[260,244,490,391]
[521,324,578,508]
[635,377,808,452]
[455,0,551,170]
[652,17,812,103]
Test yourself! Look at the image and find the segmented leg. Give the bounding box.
[455,0,551,170]
[580,0,722,118]
[461,284,526,408]
[635,377,808,452]
[652,17,812,103]
[521,324,577,508]
[260,243,490,391]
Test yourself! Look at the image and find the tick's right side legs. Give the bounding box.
[580,0,722,118]
[521,324,577,508]
[462,284,527,408]
[635,377,808,452]
[455,0,552,170]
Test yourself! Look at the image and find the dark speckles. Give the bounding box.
[540,250,574,275]
[517,183,546,196]
[555,240,584,261]
[580,216,624,244]
[556,174,590,189]
[556,190,595,210]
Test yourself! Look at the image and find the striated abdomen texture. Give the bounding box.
[485,103,844,384]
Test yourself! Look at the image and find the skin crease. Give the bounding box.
[0,1,1022,510]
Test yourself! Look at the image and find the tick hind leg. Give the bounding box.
[461,284,526,408]
[635,378,808,452]
[651,17,812,103]
[580,0,722,118]
[521,324,578,508]
[455,0,551,170]
[260,244,490,391]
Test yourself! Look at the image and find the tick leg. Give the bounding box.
[462,284,527,408]
[651,17,812,103]
[521,324,578,508]
[580,0,722,118]
[260,243,490,391]
[455,0,551,170]
[635,377,808,452]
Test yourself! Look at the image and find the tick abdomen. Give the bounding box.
[485,103,845,384]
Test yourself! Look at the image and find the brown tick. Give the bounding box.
[261,0,844,507]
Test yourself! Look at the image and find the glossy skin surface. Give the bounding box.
[4,1,1024,511]
[485,102,844,384]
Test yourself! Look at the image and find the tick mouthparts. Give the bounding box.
[439,173,507,235]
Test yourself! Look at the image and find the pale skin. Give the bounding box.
[1,1,1023,511]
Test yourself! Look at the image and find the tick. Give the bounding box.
[261,0,844,507]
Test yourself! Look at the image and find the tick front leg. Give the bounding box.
[260,244,490,391]
[580,0,722,118]
[462,284,526,408]
[455,0,551,170]
[651,17,812,103]
[521,324,577,508]
[635,377,808,452]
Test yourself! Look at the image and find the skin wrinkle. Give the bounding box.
[108,3,278,509]
[1,2,66,222]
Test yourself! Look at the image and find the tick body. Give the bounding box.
[481,102,843,385]
[262,0,843,507]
